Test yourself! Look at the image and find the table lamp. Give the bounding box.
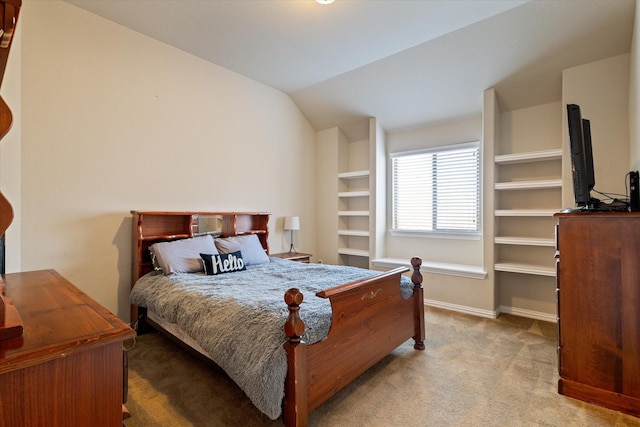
[284,216,300,254]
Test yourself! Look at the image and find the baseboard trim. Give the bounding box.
[424,300,558,323]
[499,305,558,323]
[424,299,498,319]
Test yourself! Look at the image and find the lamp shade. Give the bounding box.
[284,216,300,231]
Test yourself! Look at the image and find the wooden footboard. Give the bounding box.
[283,257,425,427]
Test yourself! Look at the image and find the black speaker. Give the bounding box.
[630,171,639,211]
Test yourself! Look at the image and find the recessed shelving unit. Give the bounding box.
[317,118,385,269]
[494,147,563,278]
[337,136,373,268]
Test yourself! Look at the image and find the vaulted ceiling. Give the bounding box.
[64,0,636,136]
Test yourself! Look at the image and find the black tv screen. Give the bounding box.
[566,104,596,208]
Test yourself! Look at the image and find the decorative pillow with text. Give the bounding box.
[200,251,246,275]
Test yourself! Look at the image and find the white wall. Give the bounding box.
[315,127,341,265]
[14,1,317,321]
[562,54,631,207]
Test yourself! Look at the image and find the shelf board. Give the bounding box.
[235,230,266,235]
[140,233,191,241]
[338,191,369,198]
[495,209,559,217]
[494,236,555,247]
[495,149,562,164]
[338,248,369,257]
[338,170,369,179]
[338,229,370,237]
[338,210,370,216]
[494,262,556,277]
[495,179,562,190]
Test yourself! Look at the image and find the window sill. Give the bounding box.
[372,258,487,279]
[389,230,481,240]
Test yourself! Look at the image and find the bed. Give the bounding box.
[129,211,425,426]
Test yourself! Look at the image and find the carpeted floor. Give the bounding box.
[123,307,640,426]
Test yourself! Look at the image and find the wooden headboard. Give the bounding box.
[131,211,271,283]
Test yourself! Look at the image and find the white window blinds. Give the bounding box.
[391,141,480,234]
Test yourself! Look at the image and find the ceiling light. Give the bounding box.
[316,0,335,4]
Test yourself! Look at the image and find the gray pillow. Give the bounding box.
[150,235,218,274]
[214,234,269,266]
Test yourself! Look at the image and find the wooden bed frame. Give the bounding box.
[130,211,425,426]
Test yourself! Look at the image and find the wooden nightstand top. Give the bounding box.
[270,252,312,263]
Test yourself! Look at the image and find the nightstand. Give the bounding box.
[270,252,312,263]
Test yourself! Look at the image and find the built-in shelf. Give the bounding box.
[494,236,555,246]
[336,134,374,268]
[338,170,370,179]
[495,209,559,217]
[338,190,370,198]
[494,262,556,277]
[493,143,562,285]
[494,149,562,164]
[338,210,370,216]
[338,248,369,257]
[338,229,370,237]
[495,179,563,190]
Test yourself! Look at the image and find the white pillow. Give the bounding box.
[150,235,218,274]
[214,234,269,266]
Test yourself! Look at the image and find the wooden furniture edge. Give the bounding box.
[1,269,135,374]
[559,378,640,418]
[0,266,132,426]
[283,257,425,426]
[0,293,23,341]
[315,266,408,298]
[0,0,21,341]
[556,213,640,418]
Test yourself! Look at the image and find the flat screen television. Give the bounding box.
[566,103,598,209]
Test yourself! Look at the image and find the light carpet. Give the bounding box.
[123,307,640,426]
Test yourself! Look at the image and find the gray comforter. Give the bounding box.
[130,257,412,420]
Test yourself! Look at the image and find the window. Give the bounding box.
[391,141,480,234]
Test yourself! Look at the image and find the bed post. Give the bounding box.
[411,257,426,350]
[283,288,308,427]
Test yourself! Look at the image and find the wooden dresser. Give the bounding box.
[555,212,640,417]
[0,270,135,426]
